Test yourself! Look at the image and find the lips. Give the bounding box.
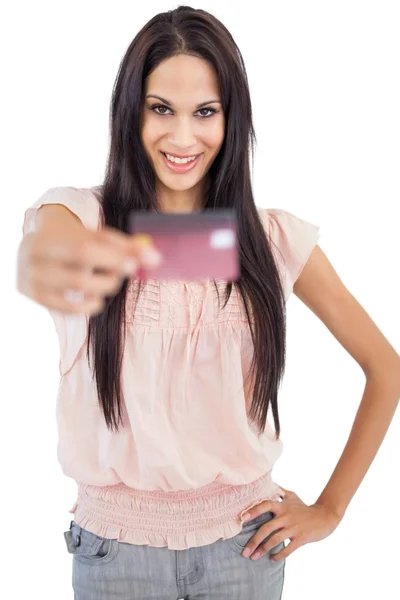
[161,151,203,173]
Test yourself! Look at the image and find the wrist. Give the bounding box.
[313,498,346,521]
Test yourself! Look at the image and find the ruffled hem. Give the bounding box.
[69,471,285,551]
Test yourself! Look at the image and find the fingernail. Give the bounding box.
[252,551,261,560]
[141,247,162,266]
[243,513,252,521]
[123,258,137,276]
[242,547,251,558]
[134,234,153,247]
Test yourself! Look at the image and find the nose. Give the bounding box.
[168,116,196,149]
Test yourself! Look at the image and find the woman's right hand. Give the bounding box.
[17,215,161,316]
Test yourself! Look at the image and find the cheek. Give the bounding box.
[203,122,225,153]
[141,118,163,153]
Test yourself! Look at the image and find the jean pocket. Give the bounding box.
[226,511,284,559]
[64,521,119,565]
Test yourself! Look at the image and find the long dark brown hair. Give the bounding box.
[87,6,287,440]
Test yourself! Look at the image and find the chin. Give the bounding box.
[158,175,200,192]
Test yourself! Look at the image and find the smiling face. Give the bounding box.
[141,54,225,207]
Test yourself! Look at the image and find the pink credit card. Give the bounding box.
[128,210,239,281]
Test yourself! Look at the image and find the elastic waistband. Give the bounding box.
[69,471,284,550]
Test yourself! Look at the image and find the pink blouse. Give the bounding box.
[22,186,320,550]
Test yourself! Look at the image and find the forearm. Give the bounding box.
[314,367,400,518]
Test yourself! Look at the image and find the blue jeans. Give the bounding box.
[64,511,286,599]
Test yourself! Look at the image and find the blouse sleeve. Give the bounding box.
[22,186,102,235]
[259,208,321,302]
[22,186,103,377]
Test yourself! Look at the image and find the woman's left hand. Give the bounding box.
[240,485,344,561]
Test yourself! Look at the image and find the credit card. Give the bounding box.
[128,210,239,281]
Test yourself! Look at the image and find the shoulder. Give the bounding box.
[257,206,320,251]
[44,185,103,206]
[257,206,319,235]
[23,185,104,235]
[256,206,321,300]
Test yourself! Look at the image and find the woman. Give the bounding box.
[17,6,400,600]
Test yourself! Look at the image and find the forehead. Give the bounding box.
[144,54,220,103]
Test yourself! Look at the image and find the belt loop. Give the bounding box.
[69,520,81,546]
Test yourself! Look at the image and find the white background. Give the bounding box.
[1,1,399,598]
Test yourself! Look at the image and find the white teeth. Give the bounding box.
[165,153,198,164]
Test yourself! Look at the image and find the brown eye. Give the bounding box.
[196,108,216,118]
[151,105,171,116]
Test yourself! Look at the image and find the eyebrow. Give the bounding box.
[146,94,221,109]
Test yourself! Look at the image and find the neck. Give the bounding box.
[156,179,206,213]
